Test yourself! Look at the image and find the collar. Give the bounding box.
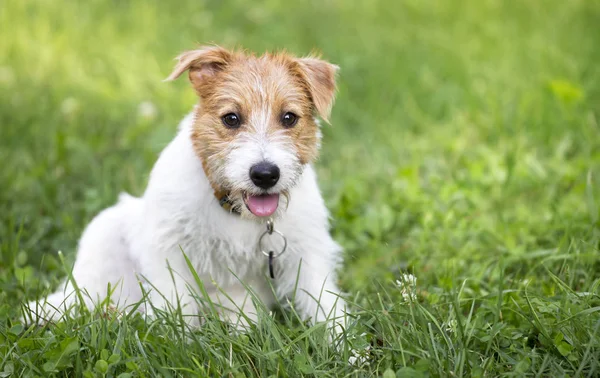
[202,154,241,215]
[215,190,241,215]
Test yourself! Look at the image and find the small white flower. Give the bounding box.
[348,345,371,366]
[395,273,417,301]
[444,319,457,333]
[138,101,158,120]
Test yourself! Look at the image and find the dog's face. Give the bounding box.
[167,46,338,219]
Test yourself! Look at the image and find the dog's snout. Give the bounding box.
[250,162,280,189]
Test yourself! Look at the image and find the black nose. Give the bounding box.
[250,162,280,189]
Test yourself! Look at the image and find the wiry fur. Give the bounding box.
[26,46,346,336]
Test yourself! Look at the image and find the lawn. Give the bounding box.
[1,0,600,376]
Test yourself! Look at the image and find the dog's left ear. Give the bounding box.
[296,57,339,123]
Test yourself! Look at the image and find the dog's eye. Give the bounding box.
[222,113,241,128]
[281,112,298,127]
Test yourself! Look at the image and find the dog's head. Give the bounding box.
[166,46,338,219]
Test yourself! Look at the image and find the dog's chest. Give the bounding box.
[180,224,267,286]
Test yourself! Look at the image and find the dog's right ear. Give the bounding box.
[164,46,234,88]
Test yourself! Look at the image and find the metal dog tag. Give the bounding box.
[268,251,275,279]
[259,218,287,280]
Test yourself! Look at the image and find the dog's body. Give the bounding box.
[28,46,347,333]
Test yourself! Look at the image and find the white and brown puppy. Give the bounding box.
[27,46,346,335]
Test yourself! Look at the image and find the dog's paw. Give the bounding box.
[141,306,162,324]
[20,300,61,327]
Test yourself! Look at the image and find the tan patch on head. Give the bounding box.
[191,111,238,193]
[166,45,338,191]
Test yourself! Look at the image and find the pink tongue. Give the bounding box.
[246,193,280,217]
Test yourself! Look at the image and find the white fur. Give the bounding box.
[26,112,347,336]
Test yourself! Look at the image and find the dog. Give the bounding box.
[26,45,347,336]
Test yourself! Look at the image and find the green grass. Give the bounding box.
[1,0,600,376]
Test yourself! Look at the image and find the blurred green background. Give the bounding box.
[1,0,599,375]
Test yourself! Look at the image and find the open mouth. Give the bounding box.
[243,192,280,217]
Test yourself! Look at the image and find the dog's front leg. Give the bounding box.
[281,237,348,339]
[141,254,200,327]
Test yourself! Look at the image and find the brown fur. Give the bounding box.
[166,45,338,194]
